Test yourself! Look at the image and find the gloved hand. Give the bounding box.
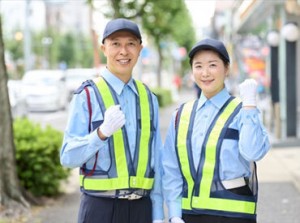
[239,79,258,107]
[170,217,185,223]
[99,105,125,137]
[153,220,165,223]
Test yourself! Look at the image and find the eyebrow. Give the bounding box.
[194,59,219,64]
[109,37,138,42]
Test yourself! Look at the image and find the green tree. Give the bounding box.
[141,0,195,85]
[58,32,76,68]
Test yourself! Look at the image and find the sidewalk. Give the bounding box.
[20,88,300,223]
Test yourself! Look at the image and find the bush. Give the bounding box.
[13,118,70,197]
[151,88,173,107]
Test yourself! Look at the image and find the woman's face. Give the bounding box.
[192,49,229,99]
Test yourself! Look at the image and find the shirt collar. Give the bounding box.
[196,88,231,110]
[101,68,138,96]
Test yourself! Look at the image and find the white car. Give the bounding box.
[22,70,68,112]
[8,80,28,118]
[66,68,99,101]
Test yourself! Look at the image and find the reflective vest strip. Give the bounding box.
[80,175,129,190]
[177,101,195,210]
[130,176,153,189]
[135,81,151,179]
[192,197,256,214]
[95,77,128,179]
[192,97,256,214]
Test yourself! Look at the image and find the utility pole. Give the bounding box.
[24,0,32,71]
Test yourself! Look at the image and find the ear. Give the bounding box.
[139,44,143,54]
[101,44,107,56]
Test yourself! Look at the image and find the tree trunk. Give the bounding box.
[157,46,163,87]
[0,16,29,217]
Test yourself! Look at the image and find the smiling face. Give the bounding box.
[101,31,143,83]
[191,49,229,99]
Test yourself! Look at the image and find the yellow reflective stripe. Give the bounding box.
[177,100,195,210]
[130,176,153,189]
[200,98,239,196]
[80,175,128,190]
[135,81,151,179]
[182,197,192,210]
[95,77,128,179]
[80,175,154,191]
[192,197,255,214]
[193,98,255,214]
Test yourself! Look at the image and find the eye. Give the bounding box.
[111,42,120,46]
[128,41,137,46]
[194,64,202,69]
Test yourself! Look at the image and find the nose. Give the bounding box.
[120,46,128,55]
[201,67,209,77]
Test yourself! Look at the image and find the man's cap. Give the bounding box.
[188,38,230,63]
[102,18,142,43]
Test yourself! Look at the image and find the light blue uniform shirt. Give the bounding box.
[162,88,270,219]
[60,68,164,220]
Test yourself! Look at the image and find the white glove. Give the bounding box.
[99,105,125,137]
[239,79,258,107]
[153,220,165,223]
[170,217,185,223]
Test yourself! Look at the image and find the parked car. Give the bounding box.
[65,68,99,101]
[8,80,28,119]
[22,70,68,112]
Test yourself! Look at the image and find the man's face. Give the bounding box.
[101,31,143,81]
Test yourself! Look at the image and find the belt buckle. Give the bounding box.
[127,193,141,200]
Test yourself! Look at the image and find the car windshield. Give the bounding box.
[23,71,63,85]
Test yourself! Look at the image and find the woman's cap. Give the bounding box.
[188,38,230,63]
[102,18,142,43]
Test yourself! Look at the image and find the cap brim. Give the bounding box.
[189,45,219,59]
[102,28,142,43]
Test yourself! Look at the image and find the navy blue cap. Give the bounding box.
[188,38,230,63]
[102,18,142,43]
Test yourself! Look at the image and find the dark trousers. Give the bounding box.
[78,194,152,223]
[183,214,256,223]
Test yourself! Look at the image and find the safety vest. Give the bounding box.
[79,77,155,193]
[176,97,258,220]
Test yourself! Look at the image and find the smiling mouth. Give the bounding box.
[118,59,131,65]
[202,80,213,84]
